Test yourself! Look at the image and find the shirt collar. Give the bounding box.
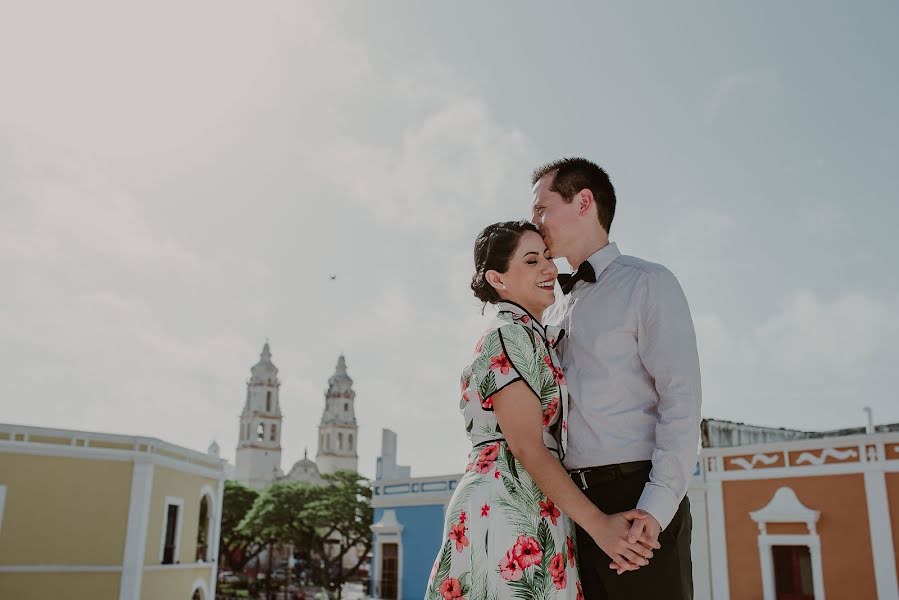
[584,241,621,280]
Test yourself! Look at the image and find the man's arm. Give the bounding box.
[633,267,702,532]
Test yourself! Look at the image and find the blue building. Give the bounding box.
[369,429,460,600]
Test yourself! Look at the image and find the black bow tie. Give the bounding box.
[557,261,596,294]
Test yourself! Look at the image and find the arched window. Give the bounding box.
[344,402,348,412]
[326,433,331,450]
[266,391,272,412]
[195,495,210,561]
[338,433,343,450]
[256,423,264,442]
[270,424,277,441]
[349,433,353,450]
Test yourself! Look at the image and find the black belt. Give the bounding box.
[568,460,651,490]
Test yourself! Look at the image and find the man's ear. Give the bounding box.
[485,269,505,291]
[577,188,595,216]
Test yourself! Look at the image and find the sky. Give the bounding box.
[1,1,898,479]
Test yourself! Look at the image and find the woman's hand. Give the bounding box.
[589,510,660,574]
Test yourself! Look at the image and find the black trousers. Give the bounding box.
[573,466,693,600]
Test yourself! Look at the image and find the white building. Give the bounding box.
[234,343,359,489]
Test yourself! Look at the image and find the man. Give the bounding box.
[531,157,701,599]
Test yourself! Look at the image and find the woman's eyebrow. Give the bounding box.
[522,251,539,257]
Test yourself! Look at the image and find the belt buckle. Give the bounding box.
[572,468,588,490]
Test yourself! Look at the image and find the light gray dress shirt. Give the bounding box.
[544,242,702,530]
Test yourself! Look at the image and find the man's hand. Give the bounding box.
[592,510,659,575]
[609,509,662,574]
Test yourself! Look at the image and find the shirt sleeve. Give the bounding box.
[472,324,542,409]
[634,268,702,530]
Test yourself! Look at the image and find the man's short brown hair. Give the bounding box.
[532,157,616,232]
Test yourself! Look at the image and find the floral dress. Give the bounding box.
[425,301,584,600]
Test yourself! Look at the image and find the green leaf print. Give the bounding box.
[502,444,520,481]
[466,419,474,433]
[432,539,453,595]
[537,519,557,575]
[479,369,497,399]
[507,572,537,600]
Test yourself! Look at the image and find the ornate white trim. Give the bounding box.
[863,471,899,598]
[0,484,6,536]
[756,534,825,600]
[794,448,858,466]
[729,453,780,470]
[191,576,209,600]
[159,496,185,564]
[371,510,404,600]
[0,565,123,573]
[750,487,820,533]
[120,461,154,600]
[706,480,730,600]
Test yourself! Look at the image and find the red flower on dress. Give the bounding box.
[474,442,499,474]
[543,355,566,384]
[494,469,501,479]
[562,419,568,432]
[519,315,530,324]
[481,503,490,517]
[489,353,512,375]
[440,577,463,599]
[566,536,576,564]
[539,499,561,526]
[549,553,567,590]
[512,535,543,568]
[542,397,560,426]
[499,549,523,581]
[576,580,584,600]
[479,393,491,410]
[459,511,467,525]
[448,521,469,553]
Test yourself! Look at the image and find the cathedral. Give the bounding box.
[234,342,359,489]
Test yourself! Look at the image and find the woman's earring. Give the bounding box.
[501,284,507,289]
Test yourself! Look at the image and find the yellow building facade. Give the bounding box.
[0,423,226,600]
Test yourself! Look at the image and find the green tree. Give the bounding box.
[236,471,373,598]
[304,470,374,596]
[218,480,265,573]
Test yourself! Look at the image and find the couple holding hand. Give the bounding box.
[426,157,701,600]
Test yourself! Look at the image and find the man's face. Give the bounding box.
[531,173,580,258]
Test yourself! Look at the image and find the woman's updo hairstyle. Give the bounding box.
[471,220,540,304]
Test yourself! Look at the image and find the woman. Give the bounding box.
[425,221,656,600]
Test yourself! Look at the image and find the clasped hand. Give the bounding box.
[593,509,661,575]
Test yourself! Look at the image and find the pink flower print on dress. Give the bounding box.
[448,521,469,553]
[512,535,543,569]
[480,503,490,517]
[542,397,559,426]
[439,577,463,599]
[499,549,523,581]
[549,553,567,590]
[489,353,512,375]
[539,499,561,526]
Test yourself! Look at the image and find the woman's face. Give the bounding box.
[491,230,558,317]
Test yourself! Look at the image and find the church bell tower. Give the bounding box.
[235,342,283,489]
[316,355,359,474]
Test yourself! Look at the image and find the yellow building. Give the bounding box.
[0,423,227,600]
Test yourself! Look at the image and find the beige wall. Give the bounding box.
[0,453,132,565]
[144,465,219,566]
[0,572,121,600]
[141,566,212,599]
[723,474,877,600]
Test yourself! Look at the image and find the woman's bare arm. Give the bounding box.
[493,380,658,572]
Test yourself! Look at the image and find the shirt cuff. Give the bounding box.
[636,484,680,531]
